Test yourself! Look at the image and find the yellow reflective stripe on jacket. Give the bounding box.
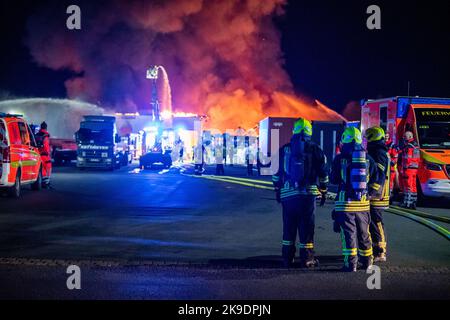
[370,183,381,191]
[370,162,390,208]
[335,200,370,212]
[280,184,321,198]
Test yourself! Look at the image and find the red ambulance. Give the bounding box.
[361,97,450,200]
[0,113,43,197]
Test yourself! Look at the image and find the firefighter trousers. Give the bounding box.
[402,168,418,207]
[336,211,373,268]
[41,156,52,186]
[281,195,316,264]
[370,207,387,256]
[389,169,398,194]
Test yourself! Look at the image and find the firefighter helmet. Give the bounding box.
[293,118,312,136]
[365,126,385,142]
[341,126,362,144]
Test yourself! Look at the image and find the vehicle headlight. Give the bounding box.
[424,161,442,171]
[77,157,84,162]
[101,152,108,158]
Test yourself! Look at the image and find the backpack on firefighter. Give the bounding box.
[288,134,313,190]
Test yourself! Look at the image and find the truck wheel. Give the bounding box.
[8,170,21,198]
[31,167,42,191]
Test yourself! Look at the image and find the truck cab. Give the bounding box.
[75,115,130,170]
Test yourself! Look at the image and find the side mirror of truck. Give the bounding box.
[74,131,79,142]
[115,134,121,144]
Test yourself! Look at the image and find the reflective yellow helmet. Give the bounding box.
[341,126,362,144]
[293,118,312,136]
[365,126,385,142]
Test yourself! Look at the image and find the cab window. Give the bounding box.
[7,122,22,145]
[27,124,37,147]
[17,121,30,145]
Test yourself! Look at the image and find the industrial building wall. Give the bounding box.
[311,121,346,167]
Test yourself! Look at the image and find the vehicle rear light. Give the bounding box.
[1,146,10,163]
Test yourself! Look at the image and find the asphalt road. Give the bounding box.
[0,163,449,299]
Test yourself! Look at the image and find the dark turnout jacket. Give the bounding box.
[367,140,390,208]
[272,137,329,201]
[330,145,378,213]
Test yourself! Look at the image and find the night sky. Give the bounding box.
[0,0,449,113]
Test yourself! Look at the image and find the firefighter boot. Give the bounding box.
[282,245,296,268]
[374,252,387,262]
[359,255,374,270]
[299,249,319,268]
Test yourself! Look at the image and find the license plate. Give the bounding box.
[89,158,100,162]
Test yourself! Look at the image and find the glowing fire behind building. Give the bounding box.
[25,0,344,133]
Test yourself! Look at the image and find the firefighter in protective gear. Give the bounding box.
[330,127,378,272]
[365,127,390,262]
[399,131,420,209]
[385,133,399,196]
[35,121,52,188]
[272,118,329,268]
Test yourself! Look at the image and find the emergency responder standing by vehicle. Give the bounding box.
[385,132,399,198]
[365,127,390,262]
[35,121,52,188]
[272,118,329,268]
[399,131,420,209]
[330,127,377,272]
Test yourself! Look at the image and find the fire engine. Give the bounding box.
[0,113,43,197]
[361,97,450,199]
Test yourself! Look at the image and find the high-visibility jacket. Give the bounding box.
[36,129,51,157]
[36,129,52,179]
[272,139,329,201]
[386,140,399,172]
[367,140,390,209]
[330,147,378,213]
[401,140,420,170]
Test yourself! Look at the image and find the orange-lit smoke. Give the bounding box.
[25,0,344,131]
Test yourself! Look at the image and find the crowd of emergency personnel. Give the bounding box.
[272,118,421,271]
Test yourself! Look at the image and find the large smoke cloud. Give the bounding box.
[26,0,344,130]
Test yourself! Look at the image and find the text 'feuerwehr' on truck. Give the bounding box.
[75,115,131,170]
